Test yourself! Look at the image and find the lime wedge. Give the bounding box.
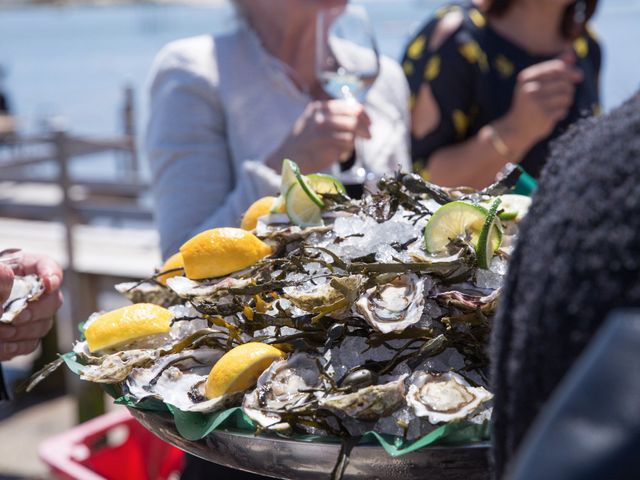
[498,211,518,221]
[497,194,531,221]
[476,198,502,269]
[285,182,323,227]
[270,196,284,214]
[424,201,502,254]
[280,159,300,198]
[294,168,325,208]
[307,173,347,195]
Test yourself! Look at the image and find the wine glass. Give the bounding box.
[316,4,380,190]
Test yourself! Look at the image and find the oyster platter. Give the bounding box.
[29,160,530,479]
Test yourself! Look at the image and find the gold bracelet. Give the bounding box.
[487,124,510,158]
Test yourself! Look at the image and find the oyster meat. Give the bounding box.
[115,281,181,308]
[166,276,252,303]
[319,376,407,421]
[1,274,45,323]
[406,371,492,424]
[126,348,229,413]
[79,349,160,383]
[355,274,426,334]
[243,352,325,431]
[283,275,363,317]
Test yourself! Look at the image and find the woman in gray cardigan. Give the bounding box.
[146,0,411,260]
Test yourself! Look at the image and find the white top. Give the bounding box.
[146,25,411,259]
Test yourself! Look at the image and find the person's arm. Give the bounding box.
[146,41,282,259]
[427,58,583,188]
[405,12,582,188]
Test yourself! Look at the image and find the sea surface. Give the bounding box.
[0,0,639,178]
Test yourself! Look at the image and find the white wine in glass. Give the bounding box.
[316,4,380,193]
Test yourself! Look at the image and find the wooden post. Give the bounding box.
[121,83,139,182]
[55,127,105,423]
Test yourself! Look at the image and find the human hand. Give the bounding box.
[266,100,371,174]
[503,54,583,149]
[0,253,63,361]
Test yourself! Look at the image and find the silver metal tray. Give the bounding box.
[129,408,490,479]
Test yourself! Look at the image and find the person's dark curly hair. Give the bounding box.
[491,92,640,477]
[487,0,598,40]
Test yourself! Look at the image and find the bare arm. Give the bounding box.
[426,57,583,188]
[428,117,530,188]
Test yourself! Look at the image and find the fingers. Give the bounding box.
[519,59,583,85]
[539,78,575,97]
[0,317,53,342]
[13,291,63,326]
[558,49,577,66]
[20,253,63,292]
[0,263,14,306]
[0,339,40,362]
[314,101,372,139]
[0,289,60,361]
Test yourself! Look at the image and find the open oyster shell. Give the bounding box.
[126,348,231,413]
[115,281,181,308]
[1,274,45,323]
[243,352,325,431]
[283,275,364,317]
[406,371,492,424]
[319,376,407,421]
[355,274,425,334]
[79,349,160,384]
[166,276,252,304]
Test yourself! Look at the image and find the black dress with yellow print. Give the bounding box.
[402,1,601,179]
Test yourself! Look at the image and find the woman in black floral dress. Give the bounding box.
[402,0,600,187]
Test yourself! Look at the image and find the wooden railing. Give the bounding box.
[0,110,162,420]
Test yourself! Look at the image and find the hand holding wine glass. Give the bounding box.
[264,100,371,175]
[316,4,380,190]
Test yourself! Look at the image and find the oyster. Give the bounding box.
[1,274,45,323]
[243,352,325,431]
[406,371,492,424]
[166,276,252,303]
[283,275,363,317]
[435,289,500,314]
[115,281,181,308]
[126,348,230,413]
[355,274,425,334]
[319,376,407,421]
[79,349,160,383]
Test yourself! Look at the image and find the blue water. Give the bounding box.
[0,0,639,166]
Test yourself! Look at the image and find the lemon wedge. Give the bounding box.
[205,342,285,399]
[241,196,278,230]
[156,252,184,285]
[180,227,272,280]
[85,303,172,353]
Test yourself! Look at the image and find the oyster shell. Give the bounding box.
[79,349,160,383]
[355,274,425,334]
[435,289,500,314]
[126,348,231,413]
[243,353,325,431]
[115,281,181,308]
[1,274,45,323]
[319,376,407,421]
[283,275,363,317]
[406,371,492,424]
[166,276,252,303]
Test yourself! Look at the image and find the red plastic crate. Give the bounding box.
[39,408,184,480]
